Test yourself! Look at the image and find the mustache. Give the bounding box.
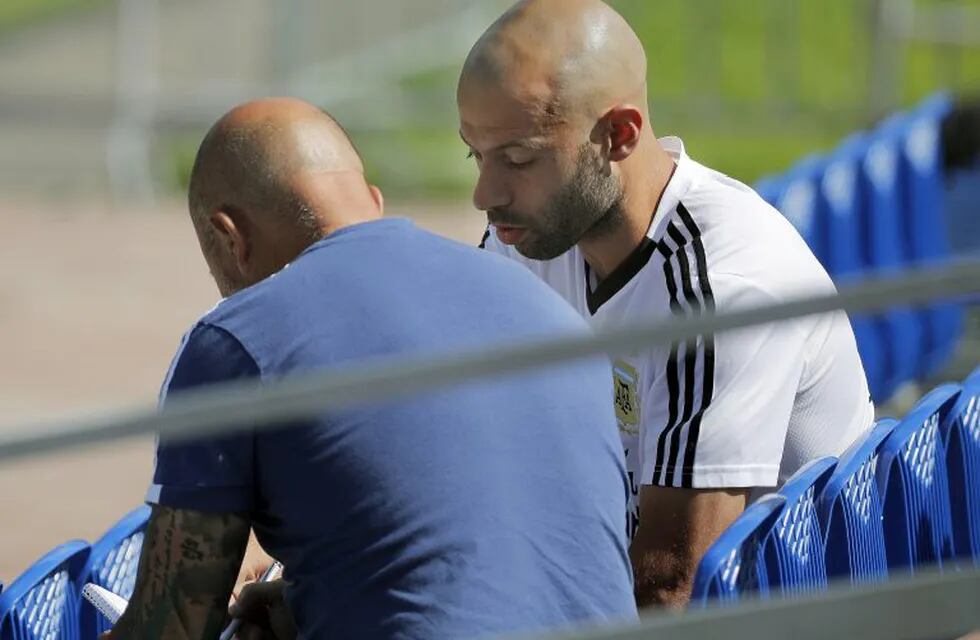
[487,209,529,227]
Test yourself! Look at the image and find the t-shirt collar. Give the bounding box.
[646,136,694,245]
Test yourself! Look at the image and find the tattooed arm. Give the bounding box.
[104,504,250,640]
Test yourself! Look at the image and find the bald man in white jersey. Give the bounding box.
[458,0,875,609]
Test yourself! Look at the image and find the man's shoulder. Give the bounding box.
[161,321,259,400]
[676,163,787,244]
[669,172,832,299]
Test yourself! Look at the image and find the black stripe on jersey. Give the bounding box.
[676,203,717,488]
[585,237,656,315]
[656,239,682,313]
[665,243,701,485]
[653,237,683,482]
[478,226,490,249]
[653,209,717,487]
[653,222,695,486]
[666,222,689,254]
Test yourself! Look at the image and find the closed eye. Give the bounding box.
[505,158,535,170]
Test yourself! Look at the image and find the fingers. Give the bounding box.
[228,580,295,640]
[230,580,285,624]
[240,561,270,584]
[230,578,257,606]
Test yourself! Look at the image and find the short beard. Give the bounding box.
[516,144,626,261]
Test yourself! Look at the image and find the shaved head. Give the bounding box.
[188,98,381,296]
[460,0,648,126]
[189,98,363,237]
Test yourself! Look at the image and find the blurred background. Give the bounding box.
[0,0,979,583]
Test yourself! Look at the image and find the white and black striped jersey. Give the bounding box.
[483,137,875,529]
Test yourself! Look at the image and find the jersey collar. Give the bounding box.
[583,137,692,314]
[646,136,694,245]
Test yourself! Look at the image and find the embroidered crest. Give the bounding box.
[613,360,641,435]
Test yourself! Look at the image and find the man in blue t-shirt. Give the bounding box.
[106,98,636,640]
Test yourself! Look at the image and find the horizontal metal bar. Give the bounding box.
[516,566,980,640]
[0,260,978,464]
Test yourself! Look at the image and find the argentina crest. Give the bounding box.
[612,360,640,436]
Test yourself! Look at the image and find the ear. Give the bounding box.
[603,105,644,162]
[209,209,250,272]
[368,184,385,214]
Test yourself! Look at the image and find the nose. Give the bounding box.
[472,165,510,212]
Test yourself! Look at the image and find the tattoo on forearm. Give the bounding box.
[110,505,249,640]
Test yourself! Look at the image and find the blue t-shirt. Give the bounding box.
[148,218,636,639]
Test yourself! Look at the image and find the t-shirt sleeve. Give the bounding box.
[639,273,807,490]
[146,323,259,513]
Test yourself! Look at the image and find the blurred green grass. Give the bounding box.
[168,0,980,201]
[0,0,108,33]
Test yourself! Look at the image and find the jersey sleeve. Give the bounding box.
[146,323,259,513]
[639,272,808,490]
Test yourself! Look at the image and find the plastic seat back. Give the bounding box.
[818,134,889,401]
[945,367,980,565]
[80,505,151,636]
[818,419,896,583]
[0,540,90,640]
[691,494,786,607]
[753,175,783,210]
[877,384,960,572]
[861,118,926,393]
[764,458,836,595]
[899,93,964,376]
[768,155,828,263]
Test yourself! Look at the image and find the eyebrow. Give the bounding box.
[459,131,550,153]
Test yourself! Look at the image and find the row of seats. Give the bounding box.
[0,505,149,639]
[755,93,965,403]
[693,366,980,604]
[7,356,977,636]
[7,356,976,636]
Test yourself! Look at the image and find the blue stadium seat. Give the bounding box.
[0,540,90,640]
[764,457,836,596]
[765,155,828,262]
[860,120,925,394]
[752,175,781,210]
[945,367,980,565]
[817,419,896,584]
[821,134,868,279]
[898,93,964,377]
[877,384,960,572]
[80,505,151,636]
[945,160,980,259]
[818,134,889,402]
[690,494,786,607]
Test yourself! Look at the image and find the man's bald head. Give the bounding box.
[189,98,364,237]
[188,98,382,297]
[459,0,648,124]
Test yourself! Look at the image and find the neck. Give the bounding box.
[315,210,381,240]
[299,176,384,240]
[579,138,675,282]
